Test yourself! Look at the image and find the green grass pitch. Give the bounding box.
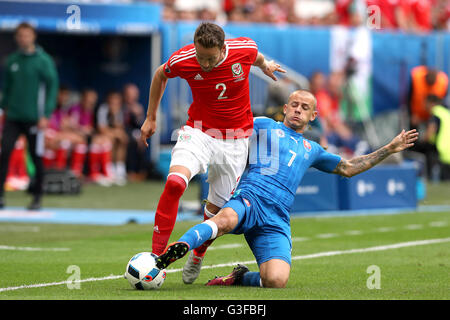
[0,181,449,300]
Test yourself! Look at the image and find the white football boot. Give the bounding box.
[182,251,204,284]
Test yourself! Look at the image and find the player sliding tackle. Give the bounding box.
[155,90,419,288]
[140,22,285,284]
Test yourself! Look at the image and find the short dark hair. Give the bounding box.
[106,90,121,97]
[14,22,36,35]
[81,87,97,95]
[425,68,438,86]
[193,22,225,49]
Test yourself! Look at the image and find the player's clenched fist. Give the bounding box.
[140,118,157,147]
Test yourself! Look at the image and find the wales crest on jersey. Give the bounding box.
[231,63,243,77]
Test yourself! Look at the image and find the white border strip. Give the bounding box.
[1,237,449,293]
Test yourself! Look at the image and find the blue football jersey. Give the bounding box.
[238,117,342,214]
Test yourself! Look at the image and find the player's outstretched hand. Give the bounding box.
[140,118,157,148]
[388,129,419,153]
[263,60,286,81]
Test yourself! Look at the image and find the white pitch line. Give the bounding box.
[1,237,449,293]
[292,237,310,242]
[0,245,70,252]
[0,275,122,293]
[404,224,423,230]
[375,227,396,233]
[0,226,40,232]
[290,238,450,261]
[429,221,448,227]
[315,233,338,239]
[344,230,363,236]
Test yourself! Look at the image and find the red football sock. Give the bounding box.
[16,147,27,178]
[7,146,23,178]
[152,173,188,255]
[55,140,71,170]
[70,144,87,177]
[192,206,217,257]
[43,149,56,169]
[54,148,68,169]
[88,144,101,179]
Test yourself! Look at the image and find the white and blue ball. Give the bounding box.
[124,252,166,290]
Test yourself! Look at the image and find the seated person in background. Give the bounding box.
[67,88,97,143]
[424,95,450,181]
[96,90,129,186]
[66,88,102,179]
[123,83,149,181]
[43,87,86,175]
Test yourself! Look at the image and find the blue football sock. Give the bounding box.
[241,271,262,287]
[178,220,217,250]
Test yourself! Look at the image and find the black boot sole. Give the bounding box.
[156,242,189,269]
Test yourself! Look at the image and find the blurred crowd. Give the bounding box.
[1,1,449,199]
[1,83,151,190]
[264,70,372,160]
[29,0,450,32]
[153,0,450,32]
[264,65,450,181]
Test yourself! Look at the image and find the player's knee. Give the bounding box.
[211,208,238,236]
[261,272,289,288]
[260,262,290,288]
[221,213,236,233]
[165,174,187,196]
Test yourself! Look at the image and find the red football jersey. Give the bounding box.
[401,0,432,32]
[366,0,400,28]
[163,37,258,139]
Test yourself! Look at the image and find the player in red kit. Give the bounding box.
[140,22,285,284]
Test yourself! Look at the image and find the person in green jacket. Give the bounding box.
[425,94,450,181]
[0,22,59,210]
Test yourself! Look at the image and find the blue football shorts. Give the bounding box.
[223,192,292,266]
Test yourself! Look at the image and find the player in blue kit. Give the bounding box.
[155,90,418,288]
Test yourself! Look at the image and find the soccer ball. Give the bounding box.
[124,252,166,290]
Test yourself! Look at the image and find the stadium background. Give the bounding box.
[0,0,449,301]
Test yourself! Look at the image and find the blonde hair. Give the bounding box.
[288,89,317,110]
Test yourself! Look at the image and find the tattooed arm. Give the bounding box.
[333,129,419,178]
